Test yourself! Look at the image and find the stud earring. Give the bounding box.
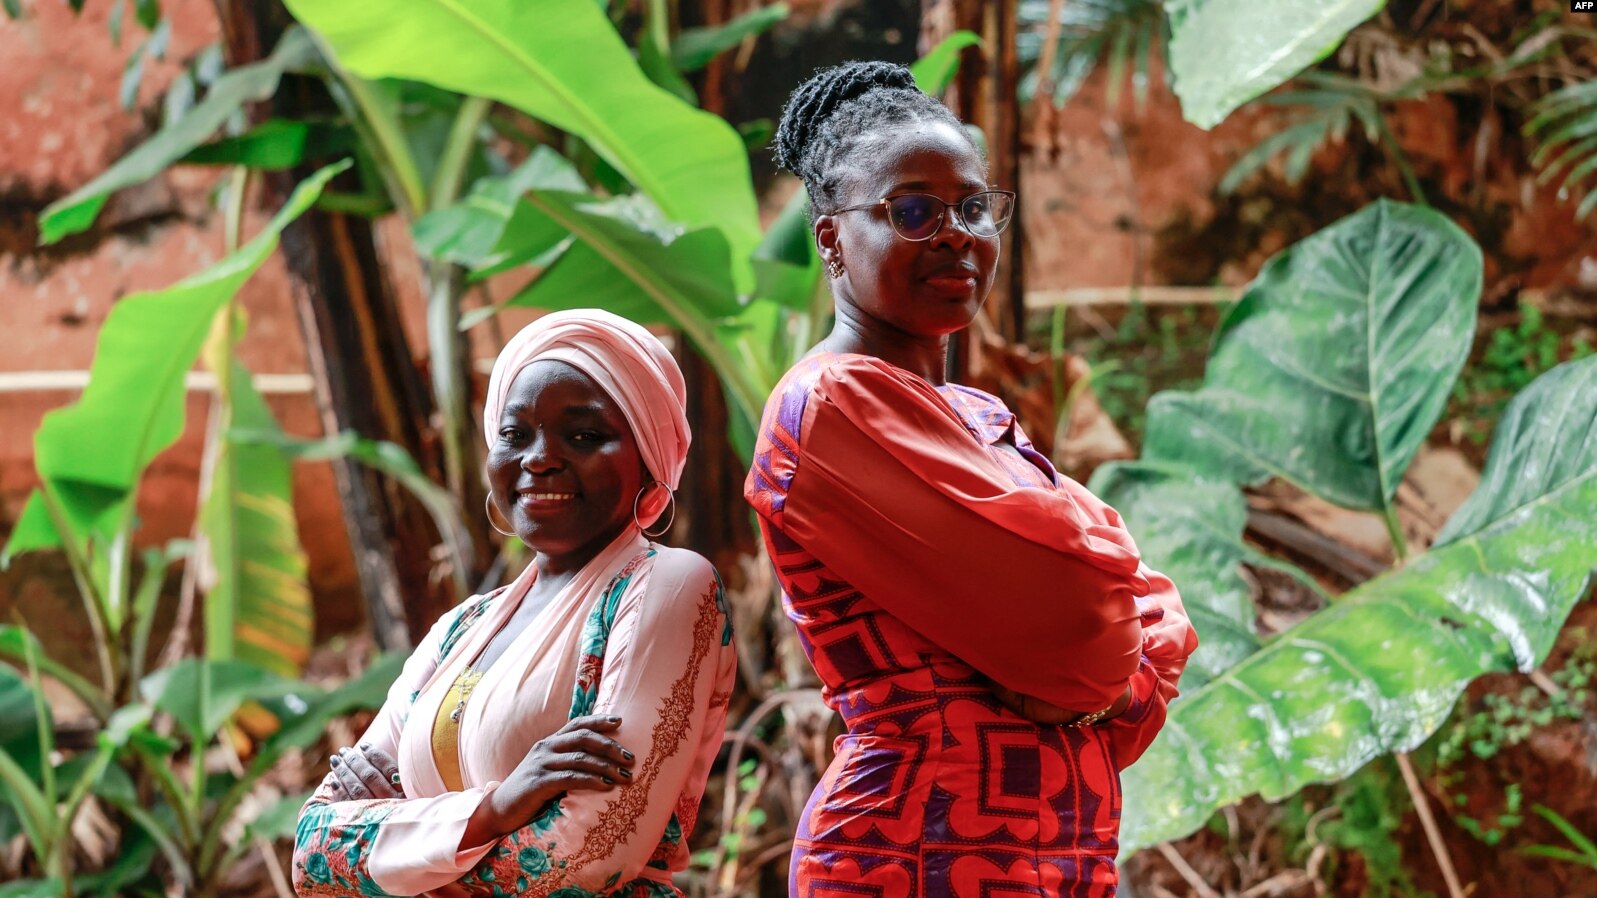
[826,258,844,279]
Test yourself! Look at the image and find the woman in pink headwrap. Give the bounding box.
[292,309,738,898]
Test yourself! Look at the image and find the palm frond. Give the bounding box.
[1526,80,1597,220]
[1017,0,1167,111]
[1219,72,1423,202]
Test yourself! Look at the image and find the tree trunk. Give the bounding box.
[215,0,459,649]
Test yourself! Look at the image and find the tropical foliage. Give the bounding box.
[1091,201,1597,854]
[4,0,1594,893]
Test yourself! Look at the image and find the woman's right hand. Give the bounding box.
[467,715,637,844]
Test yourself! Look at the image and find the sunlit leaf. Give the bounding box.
[1163,0,1382,128]
[1088,461,1261,690]
[284,0,760,287]
[911,30,981,95]
[1120,357,1597,855]
[196,360,313,677]
[10,162,345,553]
[39,27,318,244]
[412,146,583,269]
[1144,200,1481,513]
[671,2,790,71]
[139,658,300,743]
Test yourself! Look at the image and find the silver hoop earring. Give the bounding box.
[485,494,515,537]
[632,480,676,539]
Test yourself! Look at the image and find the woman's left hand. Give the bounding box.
[325,742,404,801]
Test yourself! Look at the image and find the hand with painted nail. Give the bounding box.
[325,742,405,802]
[462,714,636,845]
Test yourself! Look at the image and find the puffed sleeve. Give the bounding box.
[445,549,737,897]
[1101,563,1199,767]
[753,355,1148,712]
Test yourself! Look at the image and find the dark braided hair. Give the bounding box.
[773,61,977,219]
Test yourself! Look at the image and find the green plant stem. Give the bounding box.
[105,520,133,692]
[223,166,251,254]
[1383,504,1410,565]
[1373,115,1427,206]
[1049,305,1067,420]
[135,748,198,850]
[426,263,474,517]
[430,96,491,213]
[314,33,426,218]
[422,97,491,569]
[21,634,56,828]
[519,190,766,431]
[37,491,116,698]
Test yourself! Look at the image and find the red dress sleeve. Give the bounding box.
[1102,563,1200,767]
[766,355,1152,712]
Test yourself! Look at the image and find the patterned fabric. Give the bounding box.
[745,352,1198,898]
[293,543,738,897]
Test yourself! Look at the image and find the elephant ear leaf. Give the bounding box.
[1087,461,1261,691]
[1119,356,1597,856]
[1164,0,1383,128]
[1144,200,1481,514]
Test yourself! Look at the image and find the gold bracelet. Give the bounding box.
[1071,705,1113,728]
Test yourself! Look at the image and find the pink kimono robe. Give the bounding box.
[292,532,738,897]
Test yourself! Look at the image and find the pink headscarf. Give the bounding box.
[483,309,690,527]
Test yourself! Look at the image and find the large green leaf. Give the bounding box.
[235,430,471,595]
[0,627,107,721]
[1119,357,1597,854]
[671,3,791,71]
[0,665,47,782]
[38,28,318,244]
[1163,0,1383,129]
[138,658,300,743]
[196,360,313,677]
[258,650,406,755]
[0,666,51,854]
[1524,79,1597,222]
[9,162,345,551]
[1436,355,1597,551]
[283,0,761,284]
[498,190,763,427]
[411,146,583,270]
[1088,461,1260,690]
[1143,200,1481,514]
[911,30,983,95]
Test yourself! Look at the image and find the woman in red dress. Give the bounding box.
[744,62,1198,897]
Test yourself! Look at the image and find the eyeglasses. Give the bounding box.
[833,190,1016,241]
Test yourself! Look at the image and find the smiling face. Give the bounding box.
[485,360,648,571]
[815,121,1001,338]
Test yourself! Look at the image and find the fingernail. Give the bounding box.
[607,716,622,723]
[619,768,632,778]
[329,755,341,766]
[359,742,371,750]
[621,749,634,761]
[603,776,614,785]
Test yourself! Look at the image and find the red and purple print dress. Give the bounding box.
[745,352,1198,898]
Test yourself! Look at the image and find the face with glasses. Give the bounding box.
[814,121,1009,339]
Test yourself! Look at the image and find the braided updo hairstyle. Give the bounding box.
[773,61,978,220]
